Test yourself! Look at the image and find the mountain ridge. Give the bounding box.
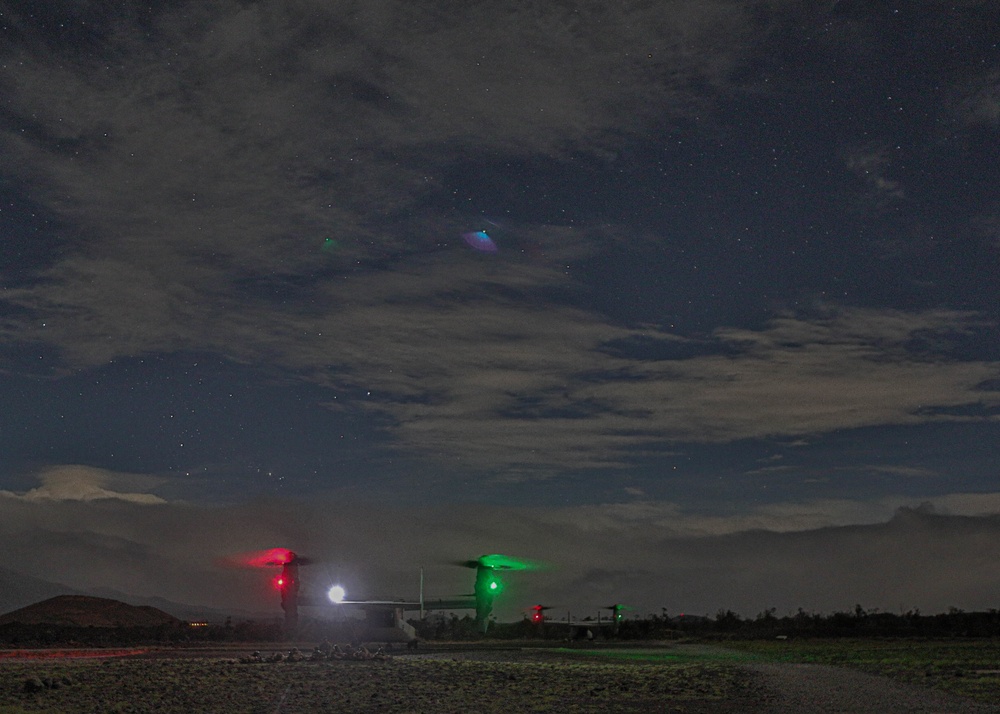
[0,594,181,627]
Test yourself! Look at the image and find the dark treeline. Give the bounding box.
[414,606,1000,641]
[691,606,1000,639]
[5,607,1000,646]
[0,619,283,647]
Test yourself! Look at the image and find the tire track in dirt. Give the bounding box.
[743,660,1000,713]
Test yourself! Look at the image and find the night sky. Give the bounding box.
[2,1,1000,621]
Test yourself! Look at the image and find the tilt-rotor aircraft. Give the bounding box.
[231,548,538,642]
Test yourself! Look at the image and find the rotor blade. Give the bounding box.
[449,560,481,569]
[475,554,542,571]
[216,547,306,569]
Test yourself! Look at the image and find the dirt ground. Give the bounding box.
[1,643,997,713]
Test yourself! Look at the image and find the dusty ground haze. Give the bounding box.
[3,641,1000,713]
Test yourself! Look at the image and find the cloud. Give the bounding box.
[2,484,1000,617]
[326,301,1000,470]
[968,213,1000,250]
[3,2,1000,477]
[0,0,762,275]
[865,465,938,479]
[928,491,1000,515]
[0,0,771,369]
[956,69,1000,127]
[6,238,1000,474]
[0,465,167,504]
[843,144,906,202]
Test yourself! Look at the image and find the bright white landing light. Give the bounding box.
[327,585,346,603]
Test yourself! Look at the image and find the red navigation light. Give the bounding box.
[274,576,286,589]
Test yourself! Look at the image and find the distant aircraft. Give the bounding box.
[227,549,537,642]
[603,603,632,635]
[528,604,552,625]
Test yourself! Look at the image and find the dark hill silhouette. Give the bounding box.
[0,567,267,624]
[0,595,182,628]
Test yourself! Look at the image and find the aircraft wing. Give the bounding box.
[327,598,476,611]
[419,598,477,611]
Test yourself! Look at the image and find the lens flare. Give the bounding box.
[462,230,497,253]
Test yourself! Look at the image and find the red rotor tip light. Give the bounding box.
[241,548,295,568]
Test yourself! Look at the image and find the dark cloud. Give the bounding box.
[3,475,1000,617]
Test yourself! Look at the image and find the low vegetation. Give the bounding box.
[5,602,1000,710]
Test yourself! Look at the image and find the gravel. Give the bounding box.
[744,661,1000,713]
[3,644,1000,712]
